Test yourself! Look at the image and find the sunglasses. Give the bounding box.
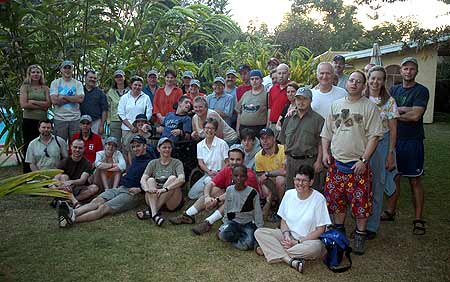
[44,147,50,158]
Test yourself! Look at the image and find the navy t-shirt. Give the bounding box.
[390,83,429,139]
[162,112,192,142]
[119,153,153,188]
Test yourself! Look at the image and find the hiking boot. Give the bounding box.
[353,231,367,255]
[192,221,211,235]
[58,201,75,228]
[168,213,195,225]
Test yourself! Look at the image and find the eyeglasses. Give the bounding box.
[63,66,72,70]
[294,178,310,184]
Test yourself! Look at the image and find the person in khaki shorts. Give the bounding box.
[254,165,331,274]
[57,135,153,227]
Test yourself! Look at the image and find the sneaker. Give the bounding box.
[353,231,367,255]
[58,201,75,228]
[168,213,195,225]
[192,221,211,235]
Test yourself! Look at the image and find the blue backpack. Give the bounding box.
[319,229,352,273]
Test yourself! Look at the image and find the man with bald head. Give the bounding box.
[267,63,290,136]
[311,62,348,119]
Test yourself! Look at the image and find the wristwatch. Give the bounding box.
[359,157,368,164]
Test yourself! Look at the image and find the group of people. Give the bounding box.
[20,54,429,273]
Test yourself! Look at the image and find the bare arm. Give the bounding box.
[321,137,332,167]
[20,86,41,109]
[303,225,326,241]
[397,106,426,122]
[62,95,84,103]
[386,118,397,170]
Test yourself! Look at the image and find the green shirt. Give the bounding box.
[279,109,324,158]
[143,158,184,182]
[23,85,48,120]
[106,87,129,122]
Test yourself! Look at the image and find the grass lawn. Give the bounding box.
[1,122,450,282]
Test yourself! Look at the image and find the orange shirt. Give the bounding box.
[184,92,205,101]
[153,86,183,122]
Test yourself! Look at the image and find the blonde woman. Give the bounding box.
[20,64,51,172]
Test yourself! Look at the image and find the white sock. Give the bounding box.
[205,210,222,224]
[186,206,198,216]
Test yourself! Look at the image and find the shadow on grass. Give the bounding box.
[1,123,450,282]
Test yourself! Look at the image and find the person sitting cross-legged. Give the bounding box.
[254,165,331,274]
[52,139,99,209]
[217,164,263,251]
[169,144,259,235]
[136,137,185,226]
[57,135,153,227]
[93,136,126,190]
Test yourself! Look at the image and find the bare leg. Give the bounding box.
[385,175,401,214]
[112,171,121,188]
[356,218,368,231]
[275,176,286,200]
[75,184,99,202]
[76,203,113,223]
[99,170,109,190]
[75,197,106,216]
[333,212,346,225]
[409,177,424,219]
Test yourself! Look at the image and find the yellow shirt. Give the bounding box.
[255,145,285,172]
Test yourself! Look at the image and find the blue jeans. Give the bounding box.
[218,221,257,250]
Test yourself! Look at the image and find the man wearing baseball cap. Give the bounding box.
[332,55,349,89]
[235,69,268,138]
[58,135,154,227]
[236,64,252,102]
[206,76,235,126]
[50,60,85,141]
[80,70,108,135]
[70,114,103,164]
[185,79,205,101]
[181,70,194,94]
[383,57,429,235]
[255,127,286,221]
[169,144,259,235]
[263,57,280,92]
[143,69,159,104]
[279,87,324,191]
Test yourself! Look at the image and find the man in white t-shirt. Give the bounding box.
[311,62,347,119]
[50,60,85,141]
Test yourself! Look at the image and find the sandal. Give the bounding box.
[136,208,152,220]
[412,219,426,235]
[288,257,304,274]
[73,202,81,209]
[152,214,165,227]
[380,210,395,221]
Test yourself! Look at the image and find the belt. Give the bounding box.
[288,154,315,160]
[270,122,277,124]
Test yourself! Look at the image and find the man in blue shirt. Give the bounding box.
[384,57,429,235]
[58,135,153,227]
[206,76,235,126]
[142,69,159,104]
[80,70,108,135]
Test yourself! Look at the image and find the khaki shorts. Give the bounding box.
[100,186,142,214]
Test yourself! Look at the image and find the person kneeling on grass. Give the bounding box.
[58,135,153,227]
[217,164,263,250]
[136,137,185,226]
[52,139,99,208]
[93,136,126,190]
[168,144,259,235]
[254,165,331,274]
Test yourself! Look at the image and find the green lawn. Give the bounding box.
[1,122,450,282]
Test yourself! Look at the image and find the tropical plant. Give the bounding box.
[0,169,69,198]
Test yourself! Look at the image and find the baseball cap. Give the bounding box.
[60,60,74,68]
[114,70,125,77]
[267,57,280,65]
[249,69,263,78]
[104,136,118,145]
[130,135,146,144]
[259,128,275,137]
[80,115,92,123]
[400,57,418,67]
[147,70,158,77]
[190,79,201,87]
[229,144,245,155]
[295,87,313,99]
[157,137,173,148]
[213,76,225,85]
[238,64,251,73]
[182,71,194,79]
[333,55,346,62]
[226,69,237,77]
[134,114,148,122]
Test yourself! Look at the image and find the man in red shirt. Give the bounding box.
[236,64,252,102]
[268,63,290,136]
[169,144,259,235]
[70,115,103,164]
